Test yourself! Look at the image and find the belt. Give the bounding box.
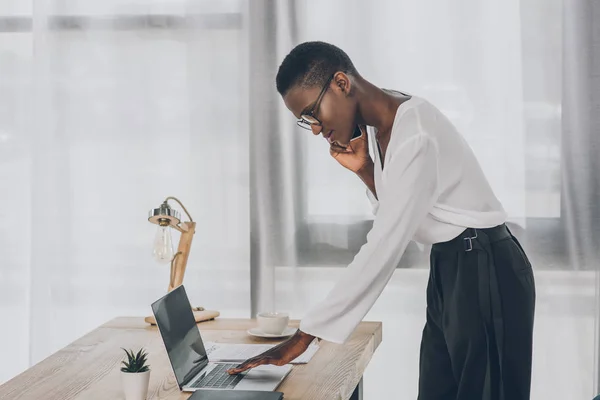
[433,223,512,400]
[431,223,512,253]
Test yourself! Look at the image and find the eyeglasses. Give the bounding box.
[296,74,334,130]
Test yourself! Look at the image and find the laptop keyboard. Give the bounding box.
[190,363,245,389]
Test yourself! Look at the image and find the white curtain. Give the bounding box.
[1,1,599,399]
[0,0,250,383]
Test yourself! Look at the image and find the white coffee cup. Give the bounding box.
[256,312,289,335]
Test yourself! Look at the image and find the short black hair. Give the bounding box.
[275,41,358,96]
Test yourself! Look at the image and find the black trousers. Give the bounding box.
[418,224,536,400]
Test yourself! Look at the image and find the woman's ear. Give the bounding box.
[333,71,352,96]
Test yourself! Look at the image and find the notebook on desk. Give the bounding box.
[189,389,284,400]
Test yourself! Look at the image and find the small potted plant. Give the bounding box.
[120,348,151,400]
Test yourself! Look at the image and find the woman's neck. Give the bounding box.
[354,78,407,138]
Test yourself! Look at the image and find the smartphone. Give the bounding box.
[351,125,362,140]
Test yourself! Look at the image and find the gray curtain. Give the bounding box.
[561,0,600,270]
[249,0,304,316]
[561,0,600,390]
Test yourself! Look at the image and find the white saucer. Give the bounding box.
[247,327,297,338]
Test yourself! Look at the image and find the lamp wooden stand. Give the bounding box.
[145,197,220,325]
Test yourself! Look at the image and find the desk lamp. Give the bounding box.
[144,196,220,325]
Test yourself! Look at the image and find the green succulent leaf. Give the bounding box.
[121,348,151,373]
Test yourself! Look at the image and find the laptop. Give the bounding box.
[151,285,292,392]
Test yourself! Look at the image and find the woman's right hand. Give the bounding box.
[329,125,372,173]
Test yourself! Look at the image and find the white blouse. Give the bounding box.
[298,96,507,344]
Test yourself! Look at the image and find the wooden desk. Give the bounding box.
[0,318,382,400]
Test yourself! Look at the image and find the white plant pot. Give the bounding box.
[121,370,150,400]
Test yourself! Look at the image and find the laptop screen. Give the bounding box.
[151,285,209,387]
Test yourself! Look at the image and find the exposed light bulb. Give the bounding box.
[153,225,174,264]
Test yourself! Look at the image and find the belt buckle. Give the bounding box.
[463,229,478,252]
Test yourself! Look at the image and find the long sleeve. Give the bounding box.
[299,132,439,344]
